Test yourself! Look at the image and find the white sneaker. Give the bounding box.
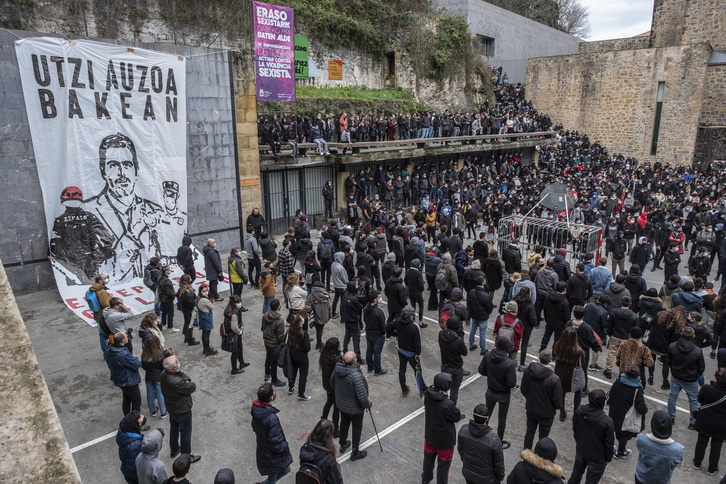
[169,328,181,333]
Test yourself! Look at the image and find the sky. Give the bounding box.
[579,0,655,41]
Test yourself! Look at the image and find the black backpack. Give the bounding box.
[319,242,333,263]
[296,455,329,484]
[98,314,112,338]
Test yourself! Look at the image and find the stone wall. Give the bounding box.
[649,0,688,48]
[233,53,262,216]
[526,43,712,166]
[681,0,726,50]
[694,127,726,169]
[578,37,650,54]
[700,64,726,126]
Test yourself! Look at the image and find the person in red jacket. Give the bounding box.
[494,300,524,363]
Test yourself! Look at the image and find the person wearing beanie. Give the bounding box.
[666,325,705,427]
[457,404,505,484]
[520,349,563,451]
[569,389,615,484]
[422,373,461,484]
[406,258,427,327]
[213,468,235,484]
[635,410,684,484]
[405,236,424,270]
[494,300,524,363]
[135,428,168,484]
[478,335,517,448]
[607,366,648,459]
[116,411,145,484]
[507,437,564,484]
[615,326,654,388]
[553,247,571,283]
[438,315,468,406]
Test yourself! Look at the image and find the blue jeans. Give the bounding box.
[262,465,291,484]
[668,377,700,424]
[470,319,488,350]
[366,335,385,373]
[98,327,109,358]
[154,302,162,317]
[145,381,166,414]
[263,296,274,314]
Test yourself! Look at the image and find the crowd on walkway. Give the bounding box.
[87,84,726,484]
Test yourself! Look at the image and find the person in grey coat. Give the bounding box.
[331,351,372,462]
[203,238,224,300]
[135,429,168,484]
[244,227,262,288]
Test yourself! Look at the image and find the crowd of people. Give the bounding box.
[85,83,726,484]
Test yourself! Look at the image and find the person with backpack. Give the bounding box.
[607,365,648,459]
[251,383,293,484]
[318,231,336,291]
[554,328,586,422]
[176,274,199,347]
[478,335,517,448]
[88,274,112,357]
[196,286,218,357]
[157,266,177,333]
[439,315,468,406]
[341,281,364,364]
[222,295,250,375]
[568,389,615,484]
[467,276,494,354]
[521,349,563,450]
[457,403,505,484]
[364,290,388,376]
[259,260,276,315]
[297,419,344,484]
[227,247,247,300]
[494,301,524,363]
[436,252,459,310]
[143,257,162,317]
[386,306,425,397]
[422,373,461,484]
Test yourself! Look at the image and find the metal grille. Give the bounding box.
[496,216,604,269]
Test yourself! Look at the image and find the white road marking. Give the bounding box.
[70,431,116,454]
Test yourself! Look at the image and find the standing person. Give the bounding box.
[196,285,218,356]
[223,295,249,375]
[140,335,168,419]
[103,297,136,353]
[439,315,468,406]
[534,258,559,326]
[261,299,287,387]
[318,231,336,291]
[385,267,408,323]
[260,233,277,263]
[467,275,494,354]
[364,290,388,376]
[566,263,593,309]
[250,383,293,484]
[607,366,648,459]
[227,247,246,299]
[507,437,564,484]
[157,266,177,333]
[604,296,638,380]
[590,257,612,300]
[457,404,505,484]
[89,274,112,356]
[666,325,704,428]
[663,243,682,284]
[406,259,427,327]
[568,389,614,484]
[564,305,601,391]
[331,252,349,319]
[494,301,524,363]
[277,239,295,306]
[245,227,262,288]
[635,410,684,484]
[520,349,563,450]
[286,273,309,329]
[422,373,461,484]
[323,181,335,219]
[386,306,425,397]
[585,295,610,372]
[611,231,628,276]
[319,338,342,437]
[203,238,224,301]
[436,252,459,310]
[616,327,654,388]
[478,336,517,448]
[514,287,538,371]
[624,265,648,313]
[341,281,364,363]
[108,332,143,416]
[692,368,726,476]
[160,356,200,463]
[176,236,196,282]
[116,411,145,484]
[176,274,199,346]
[298,419,344,484]
[646,306,686,389]
[287,314,311,400]
[259,260,276,314]
[689,246,712,283]
[135,428,168,484]
[143,258,163,318]
[307,280,331,350]
[539,282,570,356]
[331,351,372,461]
[554,328,586,422]
[426,246,442,311]
[246,207,266,238]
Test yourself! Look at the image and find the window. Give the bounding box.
[476,35,495,57]
[650,81,665,155]
[386,52,396,76]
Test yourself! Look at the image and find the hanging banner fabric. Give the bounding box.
[15,37,189,324]
[253,1,295,101]
[294,34,308,79]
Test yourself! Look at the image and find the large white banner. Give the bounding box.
[15,37,192,324]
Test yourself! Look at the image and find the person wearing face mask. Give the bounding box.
[116,410,147,484]
[223,295,250,375]
[251,383,293,483]
[160,356,200,463]
[108,331,144,417]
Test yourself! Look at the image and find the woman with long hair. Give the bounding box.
[196,285,217,356]
[646,306,686,388]
[298,419,344,483]
[607,365,648,458]
[224,294,249,375]
[141,334,168,418]
[514,286,537,370]
[303,250,323,292]
[286,273,309,330]
[287,314,311,400]
[176,274,199,346]
[482,250,504,296]
[554,327,586,421]
[138,312,165,349]
[319,337,342,437]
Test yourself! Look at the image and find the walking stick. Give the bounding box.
[367,407,383,452]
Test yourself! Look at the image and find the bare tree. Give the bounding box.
[556,0,591,38]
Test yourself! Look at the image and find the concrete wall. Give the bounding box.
[526,43,712,166]
[0,30,244,294]
[431,0,580,83]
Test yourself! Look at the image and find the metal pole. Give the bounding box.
[367,408,383,452]
[208,3,247,49]
[81,0,89,37]
[564,192,570,232]
[523,192,549,219]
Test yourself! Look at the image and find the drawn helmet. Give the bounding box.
[60,186,83,203]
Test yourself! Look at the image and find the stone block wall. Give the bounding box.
[649,0,688,48]
[681,0,726,50]
[694,127,726,169]
[526,43,712,166]
[578,37,650,54]
[700,65,726,126]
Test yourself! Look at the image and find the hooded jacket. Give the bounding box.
[457,419,505,484]
[107,345,141,388]
[521,362,563,419]
[298,442,344,484]
[331,252,348,290]
[386,311,422,356]
[507,439,564,484]
[583,301,609,338]
[424,373,461,449]
[308,285,331,326]
[405,265,426,297]
[89,282,111,321]
[666,336,705,382]
[385,275,407,315]
[624,273,648,311]
[261,310,285,347]
[363,303,386,338]
[478,338,517,398]
[467,285,494,321]
[553,252,571,282]
[535,267,559,300]
[607,376,647,435]
[635,414,684,484]
[259,268,275,297]
[382,253,398,285]
[296,237,312,262]
[604,282,630,310]
[572,390,615,464]
[103,306,134,334]
[250,401,293,476]
[425,251,442,278]
[176,236,194,272]
[543,292,570,329]
[143,263,162,292]
[116,419,143,479]
[502,244,522,274]
[638,295,662,326]
[566,272,593,305]
[439,319,468,369]
[228,254,245,284]
[663,249,681,277]
[135,429,168,484]
[331,361,371,415]
[341,281,363,324]
[405,243,425,271]
[608,307,638,340]
[671,290,703,314]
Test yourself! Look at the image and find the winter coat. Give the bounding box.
[157,275,176,303]
[521,362,563,419]
[646,318,679,355]
[141,359,164,384]
[604,282,631,310]
[535,267,559,300]
[572,398,615,464]
[543,292,570,329]
[250,401,293,476]
[566,272,592,306]
[135,429,168,484]
[331,362,371,415]
[483,259,504,291]
[694,383,726,439]
[663,249,681,280]
[616,339,654,369]
[624,274,648,312]
[494,313,524,351]
[439,327,468,369]
[671,291,703,314]
[382,256,398,285]
[553,254,571,282]
[259,269,275,297]
[457,420,505,484]
[116,429,143,480]
[107,345,141,388]
[630,243,649,269]
[554,349,586,394]
[89,282,111,321]
[341,282,363,324]
[638,295,662,327]
[478,345,517,398]
[437,261,459,292]
[405,244,425,271]
[502,244,522,274]
[261,310,285,348]
[608,308,638,340]
[363,304,386,338]
[298,442,344,484]
[405,267,425,297]
[160,370,196,415]
[564,321,600,354]
[228,255,245,284]
[203,244,223,280]
[666,336,705,382]
[260,237,277,262]
[331,253,348,290]
[176,236,195,273]
[424,373,461,449]
[425,252,442,278]
[144,263,162,293]
[385,315,422,355]
[607,376,647,436]
[583,302,609,338]
[296,238,313,262]
[385,276,407,314]
[308,287,331,326]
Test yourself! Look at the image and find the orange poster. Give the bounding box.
[328,59,342,80]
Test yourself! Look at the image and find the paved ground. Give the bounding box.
[16,234,724,484]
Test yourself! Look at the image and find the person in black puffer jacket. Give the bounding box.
[513,287,538,369]
[663,243,682,283]
[624,265,648,312]
[296,236,313,267]
[250,383,293,482]
[422,373,461,484]
[520,350,563,450]
[478,336,517,448]
[539,282,570,355]
[666,326,705,425]
[646,306,686,388]
[569,390,615,483]
[116,412,144,484]
[341,281,364,363]
[693,368,726,475]
[553,248,572,283]
[385,267,407,323]
[439,315,468,405]
[638,288,662,328]
[298,419,344,484]
[386,306,424,397]
[425,247,443,310]
[584,295,610,371]
[457,403,505,484]
[566,264,593,309]
[406,259,426,326]
[502,241,522,275]
[506,437,565,484]
[605,296,639,379]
